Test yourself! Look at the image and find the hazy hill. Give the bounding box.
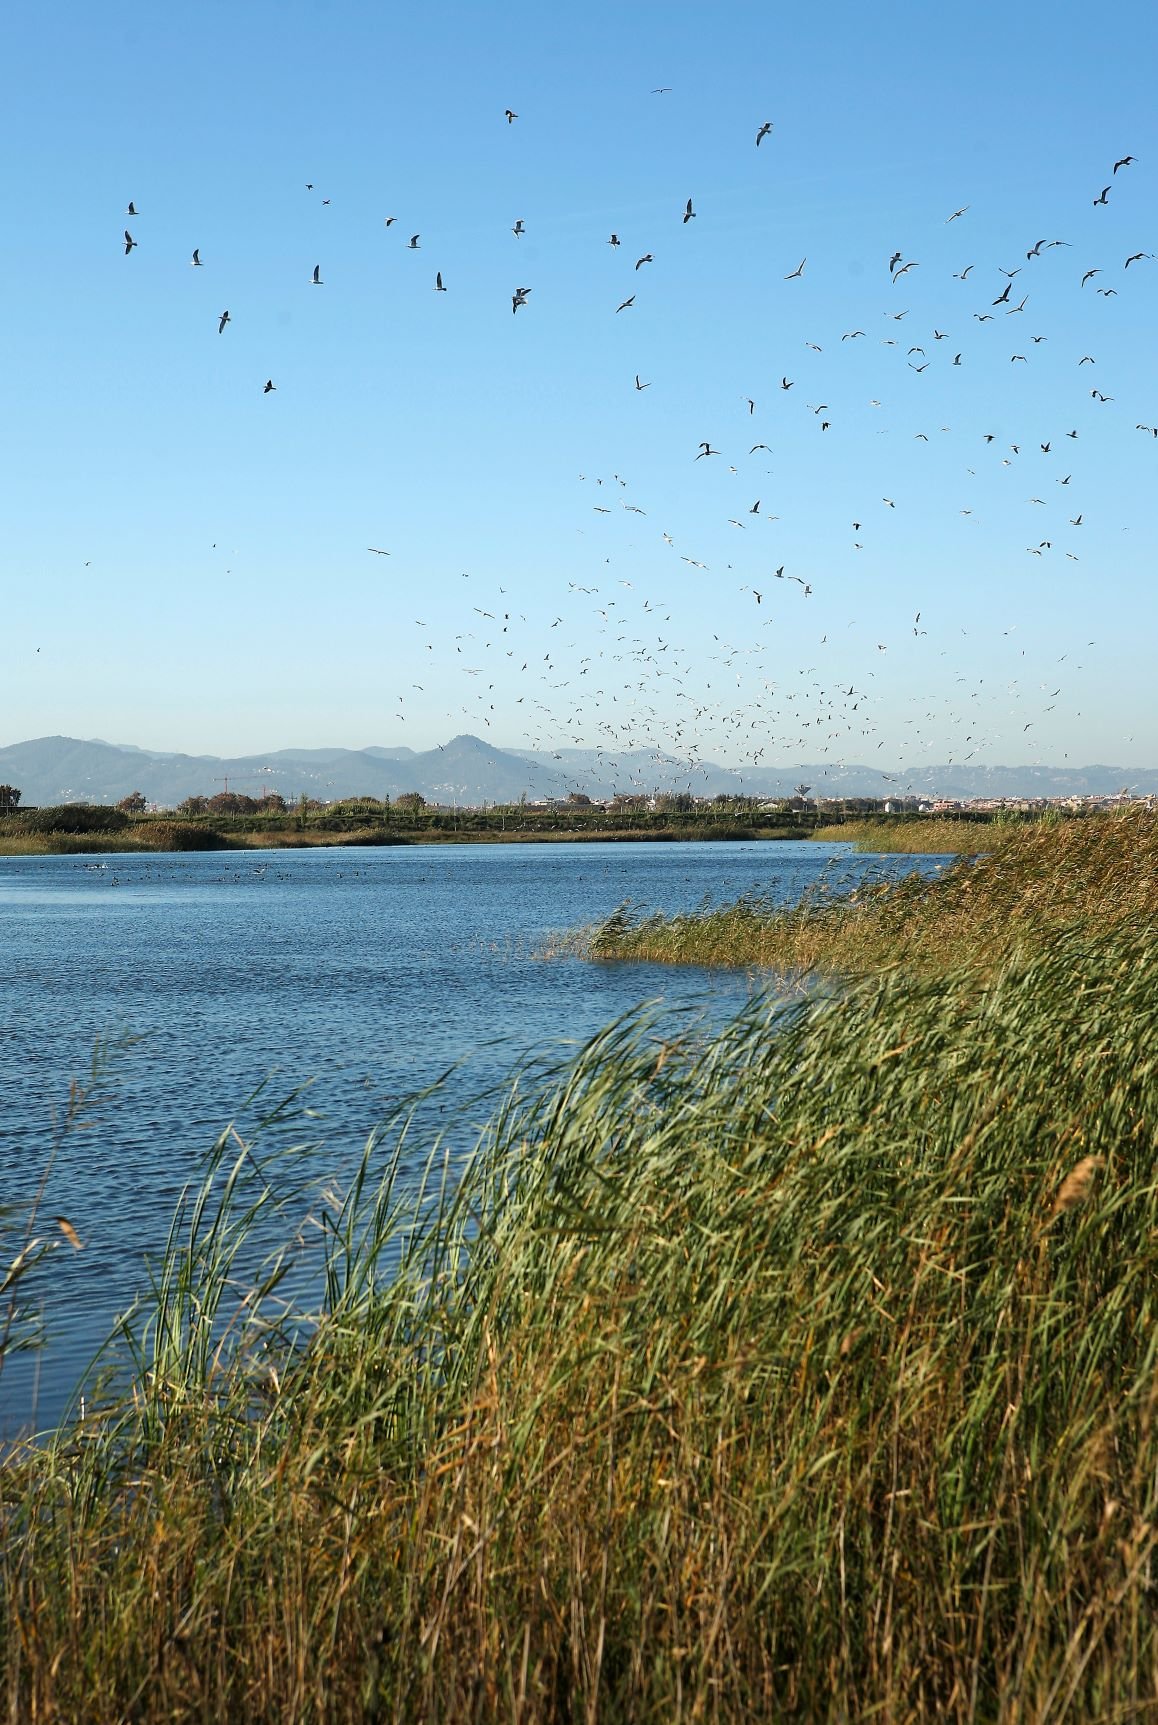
[0,734,1154,808]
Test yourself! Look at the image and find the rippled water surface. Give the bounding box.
[0,839,941,1430]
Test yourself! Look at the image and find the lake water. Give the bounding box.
[0,839,942,1433]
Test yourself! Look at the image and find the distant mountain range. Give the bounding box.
[0,735,1154,808]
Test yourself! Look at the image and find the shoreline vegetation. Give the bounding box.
[581,808,1157,976]
[1,797,1054,856]
[3,811,1157,1719]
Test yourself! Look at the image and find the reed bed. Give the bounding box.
[2,892,1157,1720]
[812,817,998,854]
[586,808,1158,977]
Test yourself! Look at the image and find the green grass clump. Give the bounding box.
[3,911,1158,1720]
[587,807,1158,976]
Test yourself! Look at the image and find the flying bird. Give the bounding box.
[634,374,650,390]
[608,233,620,247]
[217,309,230,334]
[409,234,420,249]
[634,253,653,269]
[615,295,635,312]
[756,121,773,145]
[123,230,137,253]
[1093,186,1111,205]
[505,109,518,123]
[191,248,202,267]
[310,264,322,284]
[368,547,391,555]
[784,258,806,279]
[694,442,718,458]
[512,219,525,236]
[946,205,969,222]
[683,198,696,223]
[263,379,276,393]
[1113,155,1135,172]
[435,271,446,291]
[126,201,137,215]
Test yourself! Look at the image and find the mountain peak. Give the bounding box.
[0,735,1154,809]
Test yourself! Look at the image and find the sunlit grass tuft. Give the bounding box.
[812,816,997,854]
[585,808,1158,976]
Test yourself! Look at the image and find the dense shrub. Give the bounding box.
[14,804,129,834]
[133,821,226,851]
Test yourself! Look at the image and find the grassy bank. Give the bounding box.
[3,911,1158,1720]
[812,816,998,854]
[585,808,1157,976]
[0,823,815,856]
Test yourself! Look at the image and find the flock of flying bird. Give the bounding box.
[114,109,1151,793]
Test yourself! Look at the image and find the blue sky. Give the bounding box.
[3,0,1155,773]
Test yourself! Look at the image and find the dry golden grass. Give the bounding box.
[812,816,997,854]
[587,808,1158,977]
